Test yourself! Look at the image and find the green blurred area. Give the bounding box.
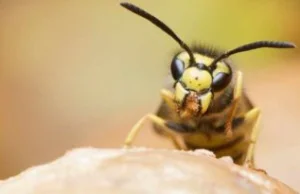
[122,0,300,64]
[0,0,300,188]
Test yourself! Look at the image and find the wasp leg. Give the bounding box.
[242,107,261,168]
[160,89,177,111]
[124,89,185,149]
[225,71,243,137]
[124,114,184,149]
[159,89,185,148]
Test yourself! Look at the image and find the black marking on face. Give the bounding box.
[195,62,211,72]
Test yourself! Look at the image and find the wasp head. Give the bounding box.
[171,52,232,118]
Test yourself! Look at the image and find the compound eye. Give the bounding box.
[212,72,232,91]
[171,58,184,80]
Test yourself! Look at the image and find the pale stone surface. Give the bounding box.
[0,148,297,194]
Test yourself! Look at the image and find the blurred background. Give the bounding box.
[0,0,300,190]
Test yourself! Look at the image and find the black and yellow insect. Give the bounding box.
[120,2,296,166]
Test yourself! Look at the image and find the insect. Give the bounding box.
[120,2,296,166]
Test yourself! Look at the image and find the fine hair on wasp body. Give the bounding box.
[120,2,296,166]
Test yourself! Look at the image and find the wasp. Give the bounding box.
[120,2,296,166]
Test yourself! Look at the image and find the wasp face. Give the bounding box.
[171,52,232,118]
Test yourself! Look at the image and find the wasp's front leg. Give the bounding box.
[243,107,261,168]
[124,89,185,149]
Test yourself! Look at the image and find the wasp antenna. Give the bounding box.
[120,2,196,64]
[210,41,297,68]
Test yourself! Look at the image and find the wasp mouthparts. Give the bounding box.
[179,92,200,118]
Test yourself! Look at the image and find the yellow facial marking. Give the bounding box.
[199,91,213,114]
[212,63,230,77]
[180,67,212,92]
[174,82,189,104]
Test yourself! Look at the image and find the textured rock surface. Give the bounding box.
[0,148,297,194]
